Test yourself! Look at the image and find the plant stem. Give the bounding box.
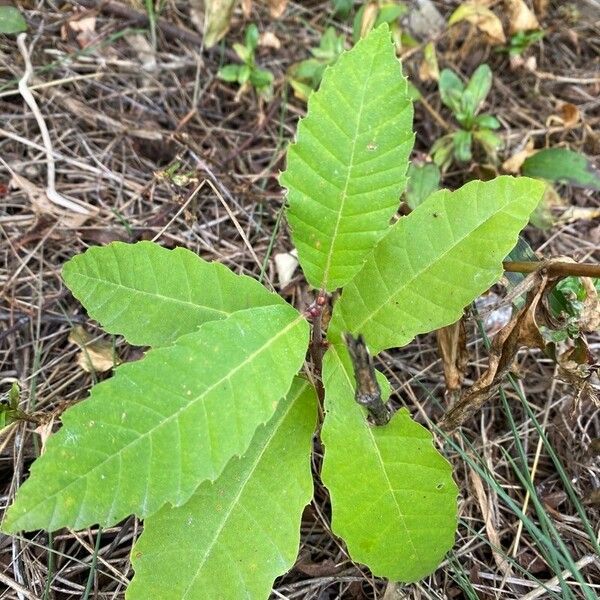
[308,294,327,405]
[503,260,600,278]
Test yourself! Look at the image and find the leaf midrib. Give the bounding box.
[320,50,378,291]
[11,313,306,530]
[180,382,307,599]
[328,345,420,561]
[72,271,231,318]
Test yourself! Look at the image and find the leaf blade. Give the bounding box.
[62,241,284,347]
[128,378,317,600]
[3,305,309,532]
[0,6,27,33]
[321,345,457,582]
[329,176,545,353]
[406,162,441,209]
[522,148,600,191]
[281,24,414,291]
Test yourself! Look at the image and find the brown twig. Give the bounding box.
[344,333,390,426]
[503,260,600,279]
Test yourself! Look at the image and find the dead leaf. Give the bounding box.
[191,0,237,48]
[558,206,600,225]
[125,33,157,72]
[505,0,540,34]
[10,173,94,228]
[502,139,536,173]
[34,414,55,454]
[264,0,287,18]
[69,325,121,373]
[442,258,600,430]
[357,2,379,40]
[580,277,600,332]
[295,554,344,577]
[274,249,298,288]
[511,53,537,71]
[449,3,506,44]
[547,102,580,129]
[418,41,440,82]
[241,0,286,17]
[63,10,98,48]
[259,31,281,49]
[441,270,551,431]
[436,317,468,399]
[557,338,600,415]
[469,467,513,578]
[533,0,549,19]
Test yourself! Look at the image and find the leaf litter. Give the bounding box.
[1,1,599,598]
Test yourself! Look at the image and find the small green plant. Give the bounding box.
[217,24,273,98]
[0,383,30,429]
[289,27,345,100]
[506,30,544,57]
[432,64,502,169]
[2,26,545,598]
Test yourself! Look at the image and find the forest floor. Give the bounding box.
[1,0,600,598]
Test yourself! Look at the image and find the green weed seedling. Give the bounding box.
[217,24,273,99]
[2,25,545,599]
[432,64,503,169]
[506,30,544,58]
[289,27,345,100]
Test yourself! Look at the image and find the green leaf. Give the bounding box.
[233,43,251,63]
[329,176,545,353]
[452,130,472,162]
[218,64,241,82]
[508,30,544,56]
[281,24,414,291]
[321,345,457,582]
[238,64,251,84]
[291,58,322,81]
[245,23,259,51]
[0,5,27,34]
[475,114,501,130]
[290,78,315,101]
[332,0,353,19]
[2,305,309,532]
[405,79,421,101]
[406,162,441,209]
[438,69,464,114]
[128,378,317,599]
[375,3,408,27]
[250,67,273,90]
[522,148,600,191]
[473,128,502,157]
[463,64,492,116]
[312,27,345,62]
[431,134,454,170]
[62,241,284,347]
